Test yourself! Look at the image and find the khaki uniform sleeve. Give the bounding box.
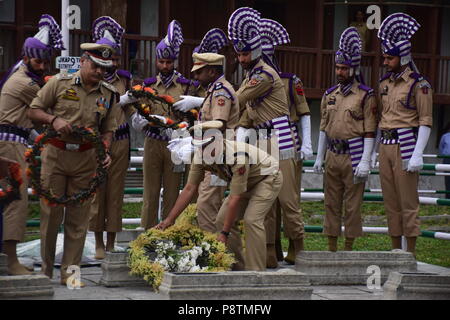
[210,91,232,122]
[293,80,310,116]
[29,77,59,111]
[100,92,119,133]
[187,163,205,186]
[238,109,254,128]
[237,73,273,106]
[363,94,378,133]
[229,162,250,195]
[18,82,40,106]
[319,95,327,131]
[415,84,433,127]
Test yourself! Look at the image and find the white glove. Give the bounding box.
[300,115,314,160]
[407,126,431,172]
[149,114,168,124]
[236,127,251,143]
[173,95,205,112]
[29,129,40,142]
[131,112,148,132]
[167,136,195,163]
[355,138,375,178]
[119,91,138,107]
[313,131,327,174]
[370,129,381,168]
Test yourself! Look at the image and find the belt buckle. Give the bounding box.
[66,143,80,151]
[383,131,394,140]
[335,142,344,151]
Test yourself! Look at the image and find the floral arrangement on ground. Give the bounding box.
[128,204,235,290]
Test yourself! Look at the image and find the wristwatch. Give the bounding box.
[220,230,230,237]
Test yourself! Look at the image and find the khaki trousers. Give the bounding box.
[89,138,129,232]
[0,141,28,242]
[40,145,96,280]
[265,158,304,244]
[216,171,283,271]
[323,151,364,238]
[141,138,182,229]
[379,144,421,237]
[196,171,226,233]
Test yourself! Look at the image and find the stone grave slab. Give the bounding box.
[100,251,148,287]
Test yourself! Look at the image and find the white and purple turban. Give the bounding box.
[22,14,65,60]
[92,16,124,55]
[228,7,262,60]
[194,28,228,54]
[378,13,420,67]
[156,20,184,60]
[335,27,362,80]
[259,18,290,71]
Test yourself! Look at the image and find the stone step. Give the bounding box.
[0,275,54,298]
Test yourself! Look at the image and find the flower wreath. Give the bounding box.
[0,162,23,206]
[129,85,199,129]
[24,127,108,207]
[128,205,235,290]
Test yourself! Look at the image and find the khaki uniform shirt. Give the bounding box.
[280,74,310,123]
[110,72,136,125]
[143,73,201,121]
[378,67,433,130]
[187,140,280,196]
[0,64,41,128]
[30,71,118,142]
[237,59,289,127]
[200,75,239,130]
[319,81,377,140]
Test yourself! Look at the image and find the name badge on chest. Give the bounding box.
[62,89,80,101]
[381,86,389,96]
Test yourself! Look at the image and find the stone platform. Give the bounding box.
[158,269,313,300]
[295,250,417,285]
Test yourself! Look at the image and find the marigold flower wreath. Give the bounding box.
[128,205,235,290]
[24,126,108,207]
[0,162,23,206]
[129,85,199,129]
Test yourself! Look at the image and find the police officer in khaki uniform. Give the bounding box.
[0,14,65,275]
[172,28,238,233]
[28,42,118,285]
[132,20,202,230]
[191,52,239,233]
[157,121,282,272]
[314,27,377,252]
[375,14,433,257]
[228,8,304,268]
[87,17,137,260]
[258,18,313,264]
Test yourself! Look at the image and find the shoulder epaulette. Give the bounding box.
[212,82,235,101]
[117,69,132,80]
[101,81,118,93]
[251,66,274,82]
[358,84,375,96]
[176,76,191,86]
[325,85,339,96]
[143,77,157,86]
[55,73,74,80]
[279,72,295,79]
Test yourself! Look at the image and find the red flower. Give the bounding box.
[35,134,45,144]
[144,87,156,95]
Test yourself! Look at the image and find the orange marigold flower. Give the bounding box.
[160,95,175,104]
[32,189,38,195]
[0,191,5,197]
[166,118,174,125]
[144,87,156,95]
[143,107,151,114]
[178,123,188,129]
[132,85,143,91]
